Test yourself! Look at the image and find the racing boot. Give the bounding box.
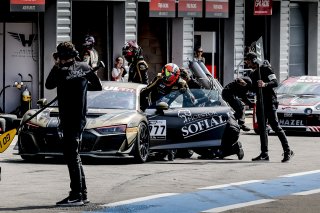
[240,124,251,132]
[282,150,294,163]
[236,141,244,160]
[252,152,269,161]
[167,150,175,161]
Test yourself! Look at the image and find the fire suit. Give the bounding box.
[222,79,252,126]
[128,56,149,84]
[249,64,291,154]
[45,60,102,199]
[140,74,194,111]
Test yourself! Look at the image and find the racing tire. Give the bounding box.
[175,149,194,159]
[134,122,150,163]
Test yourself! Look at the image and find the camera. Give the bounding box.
[53,52,58,60]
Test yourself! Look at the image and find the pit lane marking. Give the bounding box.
[100,193,178,207]
[292,188,320,196]
[200,199,275,213]
[96,170,320,213]
[279,170,320,177]
[198,180,264,190]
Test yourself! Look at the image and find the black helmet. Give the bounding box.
[244,52,257,61]
[83,35,95,49]
[55,41,79,60]
[122,40,142,63]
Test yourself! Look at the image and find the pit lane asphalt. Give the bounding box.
[1,116,320,213]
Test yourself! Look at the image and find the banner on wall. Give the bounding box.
[254,0,272,15]
[205,0,229,18]
[10,0,45,12]
[5,23,39,113]
[150,0,176,17]
[178,0,202,18]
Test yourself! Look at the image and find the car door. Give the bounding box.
[146,89,231,150]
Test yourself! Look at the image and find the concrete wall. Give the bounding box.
[43,0,57,100]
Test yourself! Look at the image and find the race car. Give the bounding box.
[16,81,232,163]
[277,76,320,133]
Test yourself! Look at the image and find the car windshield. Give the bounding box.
[87,88,136,110]
[277,79,320,96]
[147,88,226,109]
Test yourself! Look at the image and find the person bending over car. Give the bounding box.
[46,41,102,206]
[140,63,196,111]
[140,63,195,161]
[222,77,253,132]
[245,51,294,163]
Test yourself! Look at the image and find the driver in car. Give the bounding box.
[140,63,195,161]
[140,63,195,112]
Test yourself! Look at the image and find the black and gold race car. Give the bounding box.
[16,81,232,163]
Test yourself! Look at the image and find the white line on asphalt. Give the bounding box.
[200,199,276,213]
[100,193,178,207]
[198,180,264,190]
[292,188,320,196]
[279,170,320,177]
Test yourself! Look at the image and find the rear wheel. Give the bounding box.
[134,122,150,163]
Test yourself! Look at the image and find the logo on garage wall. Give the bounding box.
[8,32,37,47]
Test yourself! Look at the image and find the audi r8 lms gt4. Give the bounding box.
[16,81,232,163]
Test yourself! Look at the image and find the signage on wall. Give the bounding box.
[10,0,45,12]
[150,0,176,17]
[254,0,272,15]
[205,0,229,18]
[178,0,202,18]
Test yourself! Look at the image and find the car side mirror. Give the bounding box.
[37,98,47,108]
[156,102,169,111]
[155,102,169,115]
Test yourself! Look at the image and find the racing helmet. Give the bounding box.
[122,40,142,63]
[83,35,95,49]
[161,63,180,86]
[55,41,79,60]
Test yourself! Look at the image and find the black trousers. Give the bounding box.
[222,92,245,125]
[61,129,87,197]
[256,103,290,154]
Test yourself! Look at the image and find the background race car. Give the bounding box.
[253,76,320,134]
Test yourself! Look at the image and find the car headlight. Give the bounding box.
[315,104,320,110]
[95,125,126,135]
[24,122,40,130]
[304,108,313,115]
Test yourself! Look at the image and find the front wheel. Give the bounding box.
[134,122,150,163]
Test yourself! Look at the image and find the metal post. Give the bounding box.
[257,65,268,147]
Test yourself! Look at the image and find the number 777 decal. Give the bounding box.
[149,120,166,140]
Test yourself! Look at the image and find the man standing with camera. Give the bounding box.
[245,52,294,162]
[46,41,102,206]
